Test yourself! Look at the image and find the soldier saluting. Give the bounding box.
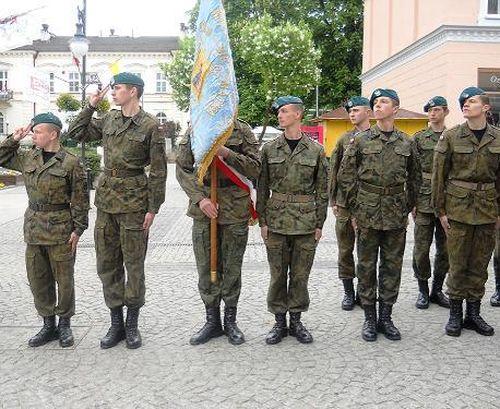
[67,72,167,349]
[0,113,89,348]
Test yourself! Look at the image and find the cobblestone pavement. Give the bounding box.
[0,165,499,408]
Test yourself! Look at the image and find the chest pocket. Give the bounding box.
[47,167,69,201]
[268,156,286,180]
[361,143,382,170]
[486,145,500,170]
[297,158,316,181]
[452,144,474,170]
[125,133,147,160]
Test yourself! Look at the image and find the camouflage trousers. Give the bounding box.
[412,212,449,281]
[192,220,248,308]
[26,242,75,318]
[94,210,148,309]
[446,220,495,301]
[335,207,355,279]
[265,232,317,314]
[356,227,406,306]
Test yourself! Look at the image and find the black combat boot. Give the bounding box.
[265,313,288,345]
[28,315,58,347]
[341,279,355,311]
[429,275,450,308]
[463,300,494,336]
[223,306,245,345]
[490,257,500,307]
[58,317,74,348]
[415,279,430,309]
[377,302,401,341]
[289,312,313,344]
[190,306,224,345]
[445,299,463,336]
[125,307,142,349]
[361,304,377,342]
[100,306,126,349]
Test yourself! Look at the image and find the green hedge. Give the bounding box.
[65,147,101,180]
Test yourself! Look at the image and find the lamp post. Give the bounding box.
[68,0,92,189]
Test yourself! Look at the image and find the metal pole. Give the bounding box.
[80,0,92,189]
[315,85,319,118]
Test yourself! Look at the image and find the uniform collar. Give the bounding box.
[459,122,494,147]
[370,124,402,143]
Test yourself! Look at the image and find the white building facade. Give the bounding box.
[0,35,188,137]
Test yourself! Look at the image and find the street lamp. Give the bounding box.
[68,0,92,189]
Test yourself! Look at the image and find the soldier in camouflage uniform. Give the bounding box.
[67,72,167,349]
[412,96,450,310]
[0,113,89,348]
[337,89,421,342]
[329,96,371,311]
[176,120,260,345]
[432,87,500,337]
[257,96,329,345]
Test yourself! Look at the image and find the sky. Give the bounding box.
[1,0,197,37]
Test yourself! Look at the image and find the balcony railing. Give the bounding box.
[0,89,13,101]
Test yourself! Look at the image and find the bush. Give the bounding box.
[56,93,81,112]
[65,146,102,180]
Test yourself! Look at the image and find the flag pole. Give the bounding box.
[210,159,218,284]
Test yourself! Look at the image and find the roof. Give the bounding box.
[12,36,179,53]
[316,107,427,121]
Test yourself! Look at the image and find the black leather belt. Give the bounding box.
[29,202,70,212]
[104,168,144,178]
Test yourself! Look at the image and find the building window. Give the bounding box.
[69,72,80,92]
[156,72,167,93]
[488,0,500,14]
[156,112,168,125]
[0,71,7,91]
[49,73,55,93]
[0,113,4,134]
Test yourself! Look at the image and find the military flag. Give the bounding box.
[0,8,45,53]
[190,0,239,184]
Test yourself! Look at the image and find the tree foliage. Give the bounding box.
[55,93,80,112]
[160,36,195,112]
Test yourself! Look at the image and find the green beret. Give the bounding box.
[369,88,399,109]
[110,72,144,87]
[459,86,485,109]
[271,95,303,114]
[31,112,62,130]
[344,96,370,111]
[424,96,448,112]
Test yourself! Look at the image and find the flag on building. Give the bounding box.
[190,0,239,184]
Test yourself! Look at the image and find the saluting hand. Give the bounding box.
[260,225,268,241]
[315,228,322,242]
[89,84,109,108]
[12,124,32,142]
[332,205,339,217]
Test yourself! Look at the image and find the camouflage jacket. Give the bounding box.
[431,122,500,225]
[257,133,329,235]
[0,136,89,245]
[67,105,167,214]
[328,129,357,208]
[412,127,443,214]
[337,125,421,230]
[176,120,261,224]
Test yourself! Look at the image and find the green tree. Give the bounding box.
[160,36,195,112]
[238,15,320,139]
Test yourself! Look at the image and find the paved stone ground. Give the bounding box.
[0,164,499,408]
